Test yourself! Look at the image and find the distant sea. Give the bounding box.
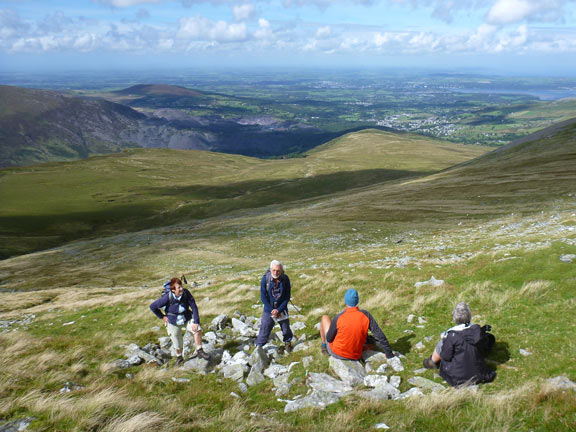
[451,88,576,101]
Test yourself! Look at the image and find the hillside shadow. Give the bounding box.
[146,168,428,203]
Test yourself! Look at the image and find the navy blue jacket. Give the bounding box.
[260,270,291,313]
[150,288,200,326]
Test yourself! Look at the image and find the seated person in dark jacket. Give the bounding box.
[319,288,395,361]
[423,302,496,386]
[150,277,210,365]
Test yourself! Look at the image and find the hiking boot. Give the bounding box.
[174,356,184,367]
[196,348,210,360]
[423,357,438,369]
[284,342,293,354]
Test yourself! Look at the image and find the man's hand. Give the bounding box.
[190,323,199,332]
[271,309,279,318]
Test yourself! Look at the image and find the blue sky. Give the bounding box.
[1,0,575,74]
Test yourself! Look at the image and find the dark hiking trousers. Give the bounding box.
[255,311,293,346]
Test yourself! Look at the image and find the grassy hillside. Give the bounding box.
[0,122,574,431]
[0,129,488,258]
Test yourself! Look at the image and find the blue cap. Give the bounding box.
[344,289,359,307]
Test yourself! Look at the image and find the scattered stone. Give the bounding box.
[264,363,289,379]
[0,417,35,432]
[292,341,312,352]
[414,341,425,351]
[246,367,266,386]
[249,347,271,373]
[359,383,401,400]
[238,382,248,394]
[230,392,240,399]
[374,423,390,429]
[329,357,366,386]
[59,381,84,393]
[291,322,307,331]
[407,314,415,323]
[389,376,401,388]
[125,374,133,379]
[158,337,171,349]
[210,314,230,331]
[364,375,388,388]
[221,364,248,382]
[362,351,388,363]
[545,376,576,391]
[559,254,576,263]
[376,363,389,374]
[62,321,75,326]
[394,387,424,400]
[387,356,404,372]
[519,349,533,356]
[284,390,343,413]
[231,318,255,336]
[302,356,314,368]
[415,276,444,288]
[308,373,353,393]
[414,368,427,375]
[172,377,190,383]
[408,376,446,392]
[418,317,427,324]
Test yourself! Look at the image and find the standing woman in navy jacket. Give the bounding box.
[150,277,210,365]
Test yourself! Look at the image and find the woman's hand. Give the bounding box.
[162,316,169,325]
[190,323,198,332]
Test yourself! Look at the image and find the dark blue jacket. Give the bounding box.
[150,288,200,326]
[260,270,291,313]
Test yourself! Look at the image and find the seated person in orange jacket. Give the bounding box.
[319,288,395,360]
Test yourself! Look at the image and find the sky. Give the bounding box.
[1,0,575,74]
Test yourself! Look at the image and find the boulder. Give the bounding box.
[264,363,289,379]
[221,363,248,382]
[407,376,445,392]
[364,375,388,388]
[246,367,266,386]
[389,376,401,388]
[249,346,271,373]
[291,322,307,331]
[329,357,366,386]
[394,387,424,400]
[307,373,353,393]
[545,376,576,391]
[158,337,172,349]
[284,390,344,413]
[182,349,222,374]
[231,318,254,336]
[359,383,400,400]
[387,356,404,372]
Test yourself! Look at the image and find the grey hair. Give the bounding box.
[270,260,283,269]
[452,302,472,324]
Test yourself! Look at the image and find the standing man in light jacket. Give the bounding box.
[255,260,294,353]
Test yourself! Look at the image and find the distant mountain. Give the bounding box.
[0,84,386,167]
[0,85,215,168]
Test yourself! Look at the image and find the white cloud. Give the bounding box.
[486,0,571,25]
[178,16,248,42]
[316,26,332,38]
[95,0,163,7]
[233,4,255,21]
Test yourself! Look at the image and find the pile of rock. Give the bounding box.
[112,310,453,412]
[0,314,36,332]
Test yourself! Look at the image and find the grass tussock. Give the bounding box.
[519,280,552,297]
[103,411,170,432]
